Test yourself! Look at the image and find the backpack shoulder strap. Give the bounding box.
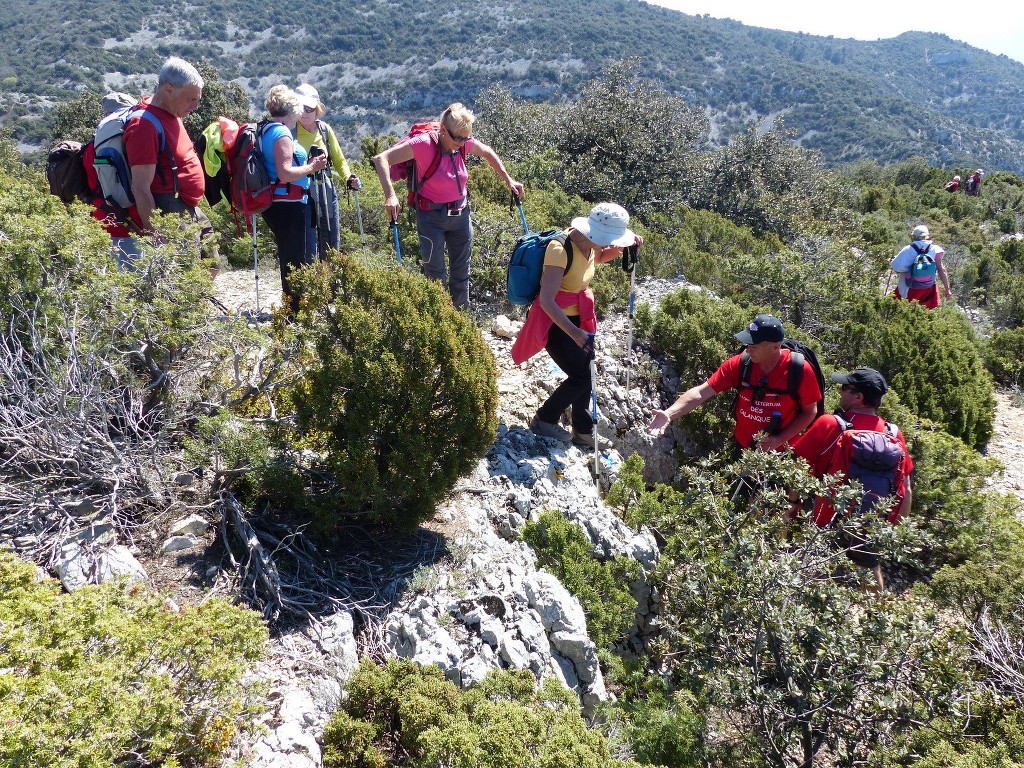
[787,349,805,405]
[419,131,443,183]
[883,420,898,439]
[131,108,167,149]
[131,107,176,195]
[316,120,333,168]
[911,242,930,257]
[739,351,752,386]
[562,234,573,275]
[544,232,573,275]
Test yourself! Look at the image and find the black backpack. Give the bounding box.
[736,338,826,421]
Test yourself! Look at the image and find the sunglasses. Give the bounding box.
[840,384,859,393]
[753,376,769,402]
[444,125,471,143]
[303,105,317,114]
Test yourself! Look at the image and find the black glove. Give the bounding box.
[621,242,639,272]
[347,174,362,191]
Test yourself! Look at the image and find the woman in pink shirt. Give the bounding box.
[373,103,523,309]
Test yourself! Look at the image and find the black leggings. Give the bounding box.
[262,201,312,311]
[537,315,593,432]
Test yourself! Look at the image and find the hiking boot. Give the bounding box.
[530,415,572,443]
[571,428,613,452]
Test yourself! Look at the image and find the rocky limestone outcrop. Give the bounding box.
[233,274,690,766]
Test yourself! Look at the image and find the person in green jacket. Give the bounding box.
[294,83,359,259]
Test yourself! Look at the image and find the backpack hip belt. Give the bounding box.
[416,196,468,213]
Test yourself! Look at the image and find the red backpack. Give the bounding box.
[812,417,909,527]
[388,121,467,208]
[223,120,303,232]
[227,120,275,221]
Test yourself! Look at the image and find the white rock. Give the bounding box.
[524,570,588,635]
[161,535,197,554]
[168,514,209,538]
[499,635,531,669]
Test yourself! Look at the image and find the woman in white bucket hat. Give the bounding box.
[511,202,642,449]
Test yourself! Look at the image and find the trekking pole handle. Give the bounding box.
[582,333,596,359]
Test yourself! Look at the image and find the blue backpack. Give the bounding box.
[506,230,573,305]
[909,242,937,288]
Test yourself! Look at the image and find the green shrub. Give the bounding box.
[984,327,1024,386]
[637,205,782,286]
[522,510,641,649]
[603,666,706,768]
[607,453,965,768]
[924,493,1024,627]
[0,551,268,767]
[284,254,498,529]
[895,703,1024,768]
[322,659,641,768]
[817,296,995,448]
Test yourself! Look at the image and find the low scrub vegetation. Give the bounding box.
[2,53,1023,767]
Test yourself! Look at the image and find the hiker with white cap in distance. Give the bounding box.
[889,224,952,309]
[293,83,359,259]
[511,203,643,450]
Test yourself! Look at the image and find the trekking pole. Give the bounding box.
[622,244,639,391]
[250,214,261,313]
[884,269,894,296]
[513,193,529,235]
[319,174,332,243]
[391,218,404,265]
[588,335,599,485]
[352,185,366,247]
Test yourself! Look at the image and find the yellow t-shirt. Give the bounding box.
[295,120,352,184]
[542,231,595,315]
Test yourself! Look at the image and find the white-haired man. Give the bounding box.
[120,57,211,265]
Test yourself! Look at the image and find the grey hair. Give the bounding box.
[265,84,303,118]
[158,57,204,89]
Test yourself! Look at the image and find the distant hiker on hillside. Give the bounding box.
[511,203,642,450]
[120,57,213,267]
[647,314,822,453]
[791,367,914,590]
[293,83,358,259]
[965,168,984,196]
[944,175,960,193]
[890,224,952,309]
[372,103,524,309]
[259,85,329,313]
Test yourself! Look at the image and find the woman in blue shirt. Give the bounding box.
[260,85,328,313]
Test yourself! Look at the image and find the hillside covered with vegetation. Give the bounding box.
[3,56,1024,766]
[2,0,1024,171]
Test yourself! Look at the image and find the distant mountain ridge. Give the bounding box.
[1,0,1023,171]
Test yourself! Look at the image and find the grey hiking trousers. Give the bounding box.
[415,206,472,309]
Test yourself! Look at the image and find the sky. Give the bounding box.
[643,0,1024,65]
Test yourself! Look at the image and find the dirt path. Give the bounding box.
[214,265,282,314]
[987,391,1024,506]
